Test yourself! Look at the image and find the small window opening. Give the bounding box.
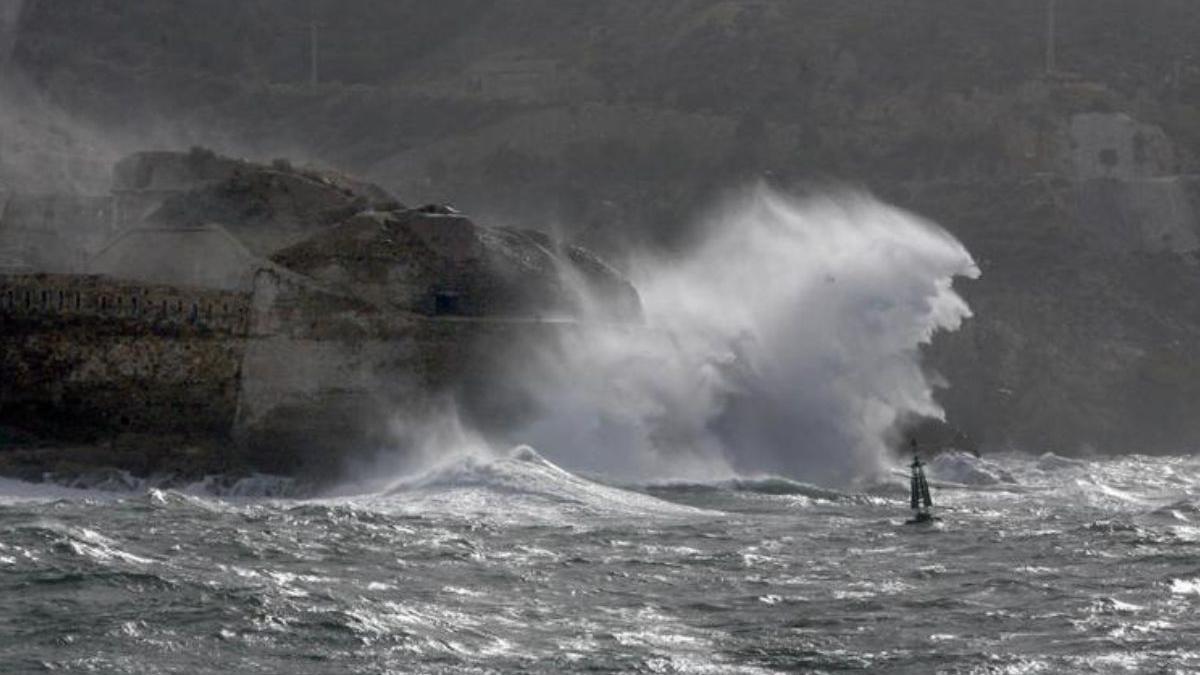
[75,293,81,310]
[189,303,198,324]
[434,291,461,315]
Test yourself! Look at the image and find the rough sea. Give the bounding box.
[3,448,1200,674]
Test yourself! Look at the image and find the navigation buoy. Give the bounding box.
[906,438,939,525]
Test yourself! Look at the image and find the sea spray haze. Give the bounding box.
[513,187,979,484]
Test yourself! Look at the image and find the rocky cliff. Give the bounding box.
[271,207,640,321]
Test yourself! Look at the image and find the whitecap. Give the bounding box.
[1170,578,1200,595]
[330,445,716,525]
[927,451,1017,486]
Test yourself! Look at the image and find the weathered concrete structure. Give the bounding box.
[0,194,119,273]
[0,274,249,446]
[89,224,263,291]
[0,151,640,482]
[0,147,400,275]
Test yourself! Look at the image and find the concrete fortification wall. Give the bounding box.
[0,274,249,446]
[0,148,641,481]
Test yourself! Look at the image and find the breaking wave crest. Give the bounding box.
[349,446,709,524]
[512,186,979,485]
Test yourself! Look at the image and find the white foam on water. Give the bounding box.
[928,452,1017,485]
[334,445,713,525]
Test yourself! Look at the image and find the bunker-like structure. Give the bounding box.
[0,151,640,481]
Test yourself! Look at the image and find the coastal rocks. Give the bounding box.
[140,148,401,256]
[271,207,641,321]
[0,151,643,484]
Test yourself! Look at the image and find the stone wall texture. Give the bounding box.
[0,269,574,478]
[0,274,250,443]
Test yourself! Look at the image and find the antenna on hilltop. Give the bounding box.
[1045,0,1058,74]
[305,0,322,89]
[309,21,319,87]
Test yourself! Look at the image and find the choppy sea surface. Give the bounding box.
[3,449,1200,673]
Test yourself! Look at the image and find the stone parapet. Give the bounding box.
[0,273,251,335]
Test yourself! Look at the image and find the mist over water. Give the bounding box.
[515,187,979,485]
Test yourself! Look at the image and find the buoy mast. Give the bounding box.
[908,438,934,523]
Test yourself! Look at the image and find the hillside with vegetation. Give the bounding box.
[6,0,1200,454]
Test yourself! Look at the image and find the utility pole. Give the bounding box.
[309,19,318,88]
[1045,0,1058,74]
[303,0,322,89]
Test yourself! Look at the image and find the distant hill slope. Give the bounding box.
[6,0,1200,454]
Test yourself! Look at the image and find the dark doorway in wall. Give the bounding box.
[434,291,461,316]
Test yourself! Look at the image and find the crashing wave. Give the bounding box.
[357,445,711,522]
[927,452,1017,486]
[509,187,978,486]
[1036,453,1089,471]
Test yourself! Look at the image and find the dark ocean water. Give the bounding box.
[3,449,1200,674]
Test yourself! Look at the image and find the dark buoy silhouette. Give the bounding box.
[906,438,939,524]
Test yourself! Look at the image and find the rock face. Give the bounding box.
[0,149,402,276]
[145,151,401,256]
[0,152,641,483]
[272,208,641,320]
[890,177,1200,454]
